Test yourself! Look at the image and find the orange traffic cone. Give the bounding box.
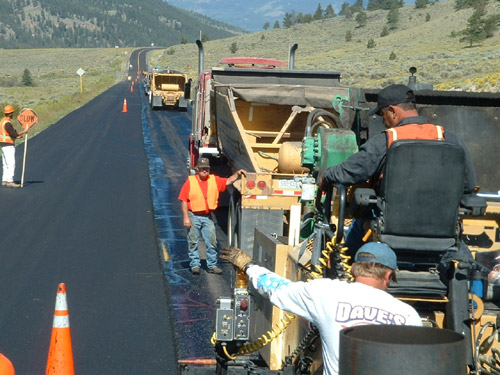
[0,353,15,375]
[130,85,134,93]
[46,283,74,375]
[122,98,128,113]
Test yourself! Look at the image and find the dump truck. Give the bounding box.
[185,40,500,375]
[148,68,191,110]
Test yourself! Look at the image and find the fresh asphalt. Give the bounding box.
[0,49,232,374]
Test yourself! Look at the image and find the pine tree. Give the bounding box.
[415,0,429,9]
[229,42,238,54]
[345,30,353,41]
[387,8,399,30]
[356,11,368,27]
[21,68,34,86]
[324,4,336,18]
[351,0,364,13]
[314,4,324,20]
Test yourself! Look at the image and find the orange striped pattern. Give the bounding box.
[46,283,74,375]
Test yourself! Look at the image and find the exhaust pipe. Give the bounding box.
[196,40,204,75]
[289,43,298,70]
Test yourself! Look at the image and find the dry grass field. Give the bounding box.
[0,48,130,136]
[150,0,500,92]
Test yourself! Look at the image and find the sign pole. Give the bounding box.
[16,108,38,188]
[21,133,28,188]
[77,68,85,94]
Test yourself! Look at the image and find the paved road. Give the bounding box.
[0,49,178,374]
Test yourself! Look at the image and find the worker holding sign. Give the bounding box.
[0,105,29,188]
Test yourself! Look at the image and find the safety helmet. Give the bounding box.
[4,105,14,115]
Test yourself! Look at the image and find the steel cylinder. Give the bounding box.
[339,325,465,375]
[278,142,309,174]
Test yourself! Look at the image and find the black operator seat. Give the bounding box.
[379,140,465,255]
[351,139,486,275]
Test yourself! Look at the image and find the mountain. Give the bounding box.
[165,0,349,32]
[164,0,416,32]
[0,0,246,49]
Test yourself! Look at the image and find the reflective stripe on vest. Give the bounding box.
[188,175,219,212]
[386,123,444,149]
[0,117,14,144]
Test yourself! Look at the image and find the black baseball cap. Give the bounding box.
[369,84,415,116]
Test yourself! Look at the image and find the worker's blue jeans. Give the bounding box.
[187,212,218,269]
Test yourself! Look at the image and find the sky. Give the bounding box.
[165,0,350,32]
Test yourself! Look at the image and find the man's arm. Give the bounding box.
[220,247,320,321]
[226,169,247,186]
[320,134,386,188]
[5,122,28,139]
[181,201,191,229]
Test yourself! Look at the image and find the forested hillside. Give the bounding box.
[0,0,245,48]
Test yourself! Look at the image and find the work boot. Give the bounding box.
[207,266,223,274]
[3,181,21,188]
[191,267,201,275]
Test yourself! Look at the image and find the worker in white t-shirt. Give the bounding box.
[221,242,422,375]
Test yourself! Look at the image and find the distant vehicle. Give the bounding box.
[148,68,191,111]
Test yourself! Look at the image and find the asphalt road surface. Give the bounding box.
[0,49,183,374]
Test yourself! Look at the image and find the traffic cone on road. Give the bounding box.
[46,283,74,375]
[122,98,128,113]
[0,353,15,375]
[130,85,133,93]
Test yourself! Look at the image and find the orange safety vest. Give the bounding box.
[0,117,15,144]
[385,123,444,149]
[188,175,219,212]
[373,123,445,187]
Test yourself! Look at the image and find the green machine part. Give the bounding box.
[301,127,358,176]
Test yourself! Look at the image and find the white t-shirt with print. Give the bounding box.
[246,265,422,375]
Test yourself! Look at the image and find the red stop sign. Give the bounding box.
[17,108,38,129]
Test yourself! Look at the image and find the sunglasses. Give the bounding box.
[199,167,210,172]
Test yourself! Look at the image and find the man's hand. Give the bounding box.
[318,173,329,192]
[183,217,191,229]
[220,247,253,271]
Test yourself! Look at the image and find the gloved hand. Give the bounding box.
[220,247,254,271]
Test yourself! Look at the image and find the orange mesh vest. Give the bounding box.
[188,175,219,212]
[0,117,15,144]
[372,123,445,187]
[385,123,444,148]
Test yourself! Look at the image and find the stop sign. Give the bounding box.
[17,108,38,129]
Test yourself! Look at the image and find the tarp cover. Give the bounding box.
[222,84,350,108]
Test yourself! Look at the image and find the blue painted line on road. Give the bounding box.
[140,94,191,286]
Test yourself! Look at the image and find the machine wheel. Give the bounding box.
[227,194,241,248]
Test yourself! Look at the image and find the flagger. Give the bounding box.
[0,105,29,188]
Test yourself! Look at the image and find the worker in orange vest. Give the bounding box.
[178,157,246,274]
[319,84,476,255]
[0,105,29,188]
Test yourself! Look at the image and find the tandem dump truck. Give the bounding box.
[185,40,500,375]
[147,68,191,110]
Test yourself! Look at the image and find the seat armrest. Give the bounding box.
[461,194,487,216]
[350,188,377,219]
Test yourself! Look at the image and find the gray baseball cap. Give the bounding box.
[354,242,397,270]
[197,157,210,168]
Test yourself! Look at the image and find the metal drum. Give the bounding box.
[339,325,465,375]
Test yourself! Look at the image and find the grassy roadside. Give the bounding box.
[0,48,131,137]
